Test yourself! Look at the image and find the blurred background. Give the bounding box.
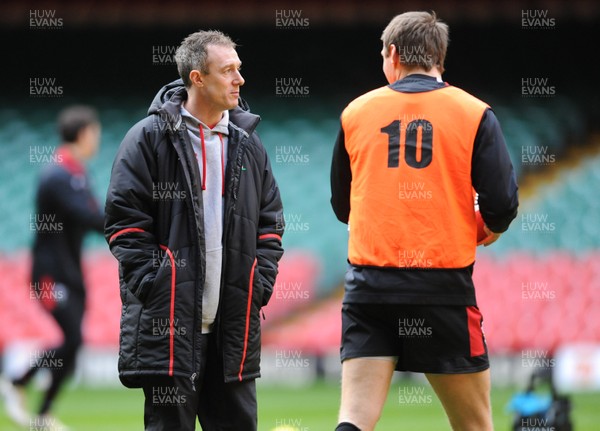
[1,0,599,429]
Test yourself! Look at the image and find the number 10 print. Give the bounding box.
[381,119,433,169]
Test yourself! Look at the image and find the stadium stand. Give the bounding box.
[0,95,598,361]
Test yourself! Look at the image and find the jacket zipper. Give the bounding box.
[190,372,197,392]
[216,129,241,373]
[173,126,202,391]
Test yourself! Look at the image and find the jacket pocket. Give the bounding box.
[254,266,267,308]
[118,257,157,304]
[134,271,157,304]
[238,257,259,381]
[118,288,143,373]
[138,245,179,377]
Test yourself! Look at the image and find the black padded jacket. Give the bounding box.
[105,79,284,387]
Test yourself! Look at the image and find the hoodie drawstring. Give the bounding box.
[198,127,225,196]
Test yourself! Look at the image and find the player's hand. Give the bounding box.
[481,225,501,247]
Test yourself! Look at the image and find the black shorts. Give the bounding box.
[340,303,489,374]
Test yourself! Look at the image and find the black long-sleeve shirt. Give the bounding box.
[31,145,104,293]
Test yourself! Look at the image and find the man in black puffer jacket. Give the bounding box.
[104,30,284,430]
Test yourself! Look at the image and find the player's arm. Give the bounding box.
[471,108,519,243]
[104,124,161,302]
[48,172,104,233]
[330,124,352,224]
[255,133,285,307]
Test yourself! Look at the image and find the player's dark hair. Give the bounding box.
[175,30,236,88]
[57,105,99,143]
[381,11,449,73]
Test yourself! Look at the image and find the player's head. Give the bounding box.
[58,105,100,159]
[175,30,244,112]
[175,30,237,87]
[381,11,449,79]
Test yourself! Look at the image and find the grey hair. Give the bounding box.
[175,30,236,87]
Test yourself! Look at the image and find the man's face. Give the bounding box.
[79,122,101,160]
[200,44,245,112]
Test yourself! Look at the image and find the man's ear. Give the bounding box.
[189,70,203,87]
[387,44,398,64]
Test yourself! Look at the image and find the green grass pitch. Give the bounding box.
[1,380,598,430]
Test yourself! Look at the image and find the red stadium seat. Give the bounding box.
[2,250,599,357]
[261,251,320,324]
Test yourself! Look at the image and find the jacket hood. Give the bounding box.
[148,79,258,135]
[148,79,185,115]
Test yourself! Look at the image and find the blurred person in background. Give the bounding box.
[105,30,284,430]
[1,105,104,429]
[330,11,518,431]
